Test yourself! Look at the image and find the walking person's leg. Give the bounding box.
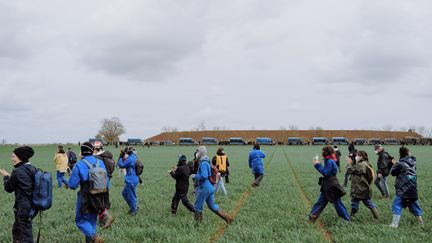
[309,193,328,223]
[219,176,227,195]
[333,199,350,221]
[374,177,385,197]
[171,192,181,215]
[382,176,390,197]
[180,193,195,213]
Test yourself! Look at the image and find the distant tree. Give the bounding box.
[196,120,207,131]
[417,126,426,136]
[98,117,126,143]
[1,139,6,145]
[315,126,324,130]
[161,126,178,133]
[279,126,287,130]
[288,124,299,130]
[95,133,103,139]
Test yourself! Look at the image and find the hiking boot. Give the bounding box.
[389,214,401,228]
[215,210,233,224]
[194,212,203,223]
[415,216,424,226]
[308,214,318,224]
[128,207,139,216]
[370,208,379,219]
[350,208,358,217]
[86,235,104,243]
[171,202,178,216]
[98,209,114,229]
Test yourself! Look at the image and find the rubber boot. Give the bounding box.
[194,212,203,223]
[370,207,379,219]
[215,210,233,224]
[350,208,358,217]
[98,209,114,229]
[415,216,424,226]
[389,214,401,228]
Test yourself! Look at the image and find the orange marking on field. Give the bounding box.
[209,149,277,243]
[282,149,334,243]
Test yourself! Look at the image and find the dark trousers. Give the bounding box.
[171,191,195,214]
[253,173,264,186]
[13,209,33,243]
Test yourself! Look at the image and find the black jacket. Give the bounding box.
[376,150,390,176]
[170,161,191,194]
[320,176,346,203]
[3,162,37,216]
[391,156,418,199]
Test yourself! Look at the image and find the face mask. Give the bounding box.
[355,156,362,162]
[374,150,379,154]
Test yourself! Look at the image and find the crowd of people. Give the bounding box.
[0,141,425,242]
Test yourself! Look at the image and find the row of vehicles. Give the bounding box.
[91,136,432,146]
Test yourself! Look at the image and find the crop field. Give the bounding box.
[0,145,431,242]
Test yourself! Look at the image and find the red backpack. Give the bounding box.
[209,164,218,184]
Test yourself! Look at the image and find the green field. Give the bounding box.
[0,145,430,242]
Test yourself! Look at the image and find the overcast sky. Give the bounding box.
[0,0,431,144]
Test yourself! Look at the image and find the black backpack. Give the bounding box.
[135,159,144,176]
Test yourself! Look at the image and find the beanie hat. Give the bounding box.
[81,142,94,156]
[13,146,34,162]
[178,154,187,162]
[196,146,207,160]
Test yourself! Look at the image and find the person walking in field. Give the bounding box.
[374,144,392,199]
[118,146,139,215]
[343,143,357,187]
[308,146,350,223]
[334,145,342,172]
[193,146,233,224]
[93,141,115,229]
[0,146,38,243]
[67,147,78,175]
[169,155,195,215]
[53,145,69,188]
[248,144,266,187]
[389,146,424,228]
[212,147,229,196]
[346,150,379,219]
[68,142,108,243]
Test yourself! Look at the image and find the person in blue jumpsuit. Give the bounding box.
[248,144,266,187]
[117,146,139,215]
[308,146,350,223]
[193,146,232,224]
[68,142,108,243]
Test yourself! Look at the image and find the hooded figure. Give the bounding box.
[68,142,108,243]
[1,146,38,243]
[248,144,266,187]
[389,147,423,228]
[170,155,195,215]
[193,146,232,224]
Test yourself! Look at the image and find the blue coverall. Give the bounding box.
[194,157,219,213]
[118,154,139,213]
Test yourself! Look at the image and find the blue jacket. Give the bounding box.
[194,157,214,191]
[118,154,139,185]
[68,155,110,190]
[248,149,266,168]
[314,159,338,177]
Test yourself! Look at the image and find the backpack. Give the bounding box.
[209,163,218,185]
[135,159,144,176]
[365,164,375,185]
[215,155,227,173]
[68,151,78,163]
[385,152,394,175]
[82,159,108,194]
[33,169,53,211]
[97,151,116,176]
